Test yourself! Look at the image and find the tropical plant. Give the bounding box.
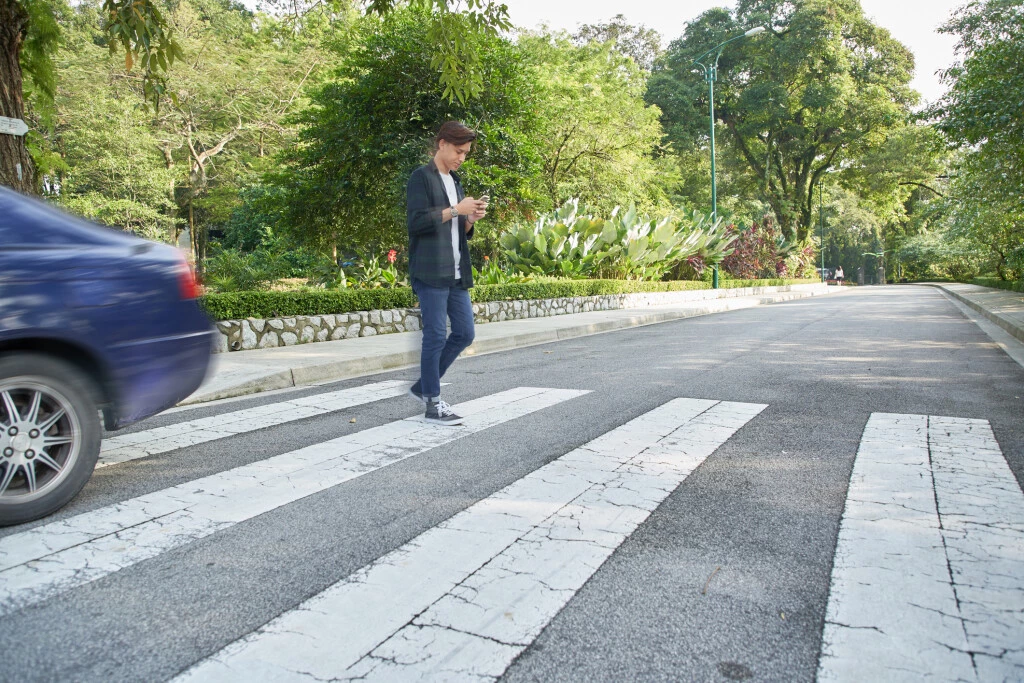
[498,199,736,281]
[203,247,291,292]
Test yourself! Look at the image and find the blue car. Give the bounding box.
[0,187,215,525]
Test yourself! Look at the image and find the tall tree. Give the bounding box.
[1,0,508,193]
[572,14,663,71]
[648,0,917,241]
[2,0,182,192]
[520,31,668,214]
[933,0,1024,280]
[276,8,541,256]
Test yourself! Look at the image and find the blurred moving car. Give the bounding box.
[0,187,215,525]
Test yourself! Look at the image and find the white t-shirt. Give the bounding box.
[440,172,461,280]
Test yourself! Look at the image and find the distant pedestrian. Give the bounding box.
[405,121,488,425]
[835,266,845,285]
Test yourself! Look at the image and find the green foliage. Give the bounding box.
[520,32,669,214]
[200,288,418,320]
[572,14,663,71]
[971,277,1024,293]
[897,229,987,281]
[277,8,541,255]
[649,0,918,241]
[721,217,815,279]
[199,277,816,319]
[363,0,512,104]
[45,20,179,240]
[102,0,185,109]
[497,199,736,281]
[471,257,530,285]
[20,0,62,122]
[203,248,292,292]
[933,0,1024,281]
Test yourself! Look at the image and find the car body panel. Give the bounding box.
[0,187,215,430]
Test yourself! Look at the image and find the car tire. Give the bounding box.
[0,354,102,526]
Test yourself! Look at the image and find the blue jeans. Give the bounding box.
[412,278,475,399]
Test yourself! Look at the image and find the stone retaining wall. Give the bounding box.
[213,283,823,353]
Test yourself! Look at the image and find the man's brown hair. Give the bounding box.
[434,121,477,151]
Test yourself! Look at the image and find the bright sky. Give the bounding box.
[501,0,963,106]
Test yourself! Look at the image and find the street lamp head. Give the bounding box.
[745,27,766,37]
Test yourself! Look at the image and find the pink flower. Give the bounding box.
[387,249,397,263]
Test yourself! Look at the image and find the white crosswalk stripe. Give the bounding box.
[0,387,587,617]
[819,413,1024,683]
[174,398,767,682]
[5,379,1021,683]
[97,380,414,467]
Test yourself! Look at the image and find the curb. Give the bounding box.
[924,284,1024,344]
[181,287,827,405]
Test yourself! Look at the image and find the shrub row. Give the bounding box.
[199,278,818,321]
[971,277,1024,293]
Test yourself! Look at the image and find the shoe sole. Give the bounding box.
[421,415,464,426]
[408,387,427,404]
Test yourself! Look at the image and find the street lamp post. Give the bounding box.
[819,178,825,283]
[692,26,766,289]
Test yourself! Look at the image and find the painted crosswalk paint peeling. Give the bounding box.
[175,398,766,682]
[97,380,414,467]
[819,413,1024,683]
[0,387,588,617]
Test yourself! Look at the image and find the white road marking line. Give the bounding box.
[929,417,1024,680]
[98,380,414,467]
[0,387,588,617]
[819,413,1024,683]
[175,398,766,682]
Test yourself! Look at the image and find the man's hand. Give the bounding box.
[455,197,482,217]
[464,197,488,229]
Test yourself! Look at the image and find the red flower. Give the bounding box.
[484,255,490,261]
[387,249,397,263]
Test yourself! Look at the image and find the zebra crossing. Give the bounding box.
[819,414,1024,683]
[1,382,1021,682]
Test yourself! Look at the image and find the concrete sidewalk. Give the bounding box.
[180,281,1024,406]
[926,282,1024,344]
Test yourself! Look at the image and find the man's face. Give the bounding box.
[438,139,472,171]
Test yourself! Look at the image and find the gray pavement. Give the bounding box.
[184,281,1024,406]
[7,284,1022,683]
[183,284,836,404]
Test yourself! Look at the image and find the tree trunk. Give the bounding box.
[0,0,35,193]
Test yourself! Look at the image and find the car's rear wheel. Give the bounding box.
[0,354,101,526]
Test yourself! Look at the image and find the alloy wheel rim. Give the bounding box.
[0,379,81,503]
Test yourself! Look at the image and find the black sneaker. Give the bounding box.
[408,382,427,404]
[424,399,464,425]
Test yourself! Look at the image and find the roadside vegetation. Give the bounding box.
[6,0,1021,295]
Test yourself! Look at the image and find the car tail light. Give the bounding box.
[177,259,202,299]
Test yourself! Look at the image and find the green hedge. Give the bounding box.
[971,277,1024,293]
[200,288,417,321]
[200,278,819,320]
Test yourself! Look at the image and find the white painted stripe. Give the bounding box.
[98,380,414,467]
[0,387,587,617]
[819,413,1024,683]
[929,417,1024,680]
[175,398,766,682]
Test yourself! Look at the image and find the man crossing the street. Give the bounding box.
[405,121,488,425]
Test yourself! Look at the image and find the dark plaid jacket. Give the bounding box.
[406,159,474,289]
